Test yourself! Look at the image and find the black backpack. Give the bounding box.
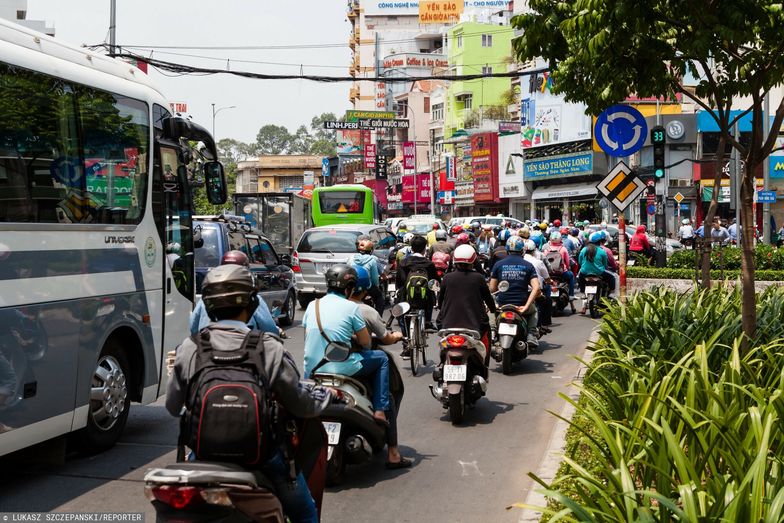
[405,266,430,309]
[183,330,274,465]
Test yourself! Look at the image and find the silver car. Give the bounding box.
[293,224,397,308]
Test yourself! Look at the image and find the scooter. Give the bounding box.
[549,273,571,314]
[143,345,350,522]
[310,302,409,486]
[429,328,488,425]
[583,275,609,319]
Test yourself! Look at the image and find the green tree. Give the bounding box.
[513,0,784,343]
[255,124,292,154]
[308,112,338,157]
[289,124,314,154]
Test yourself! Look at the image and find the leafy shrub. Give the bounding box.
[667,245,784,270]
[627,266,784,281]
[666,249,695,268]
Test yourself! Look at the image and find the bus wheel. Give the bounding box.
[74,341,131,454]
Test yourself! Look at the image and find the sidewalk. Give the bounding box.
[518,329,599,523]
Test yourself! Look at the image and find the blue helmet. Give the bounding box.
[498,229,512,242]
[589,232,603,244]
[352,264,372,292]
[506,236,524,253]
[599,230,608,241]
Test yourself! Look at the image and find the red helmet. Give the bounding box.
[456,233,470,246]
[451,224,463,235]
[221,250,250,267]
[560,227,569,235]
[453,244,477,265]
[432,222,440,230]
[553,219,562,227]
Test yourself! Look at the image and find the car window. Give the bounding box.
[259,240,279,265]
[297,229,362,253]
[246,237,264,264]
[194,225,221,268]
[228,231,246,255]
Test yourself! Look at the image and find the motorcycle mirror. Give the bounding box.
[324,342,351,363]
[428,279,440,293]
[498,280,510,292]
[390,302,410,318]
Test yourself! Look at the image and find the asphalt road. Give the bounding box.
[0,308,596,523]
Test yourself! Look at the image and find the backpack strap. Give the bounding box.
[314,299,334,345]
[240,330,271,392]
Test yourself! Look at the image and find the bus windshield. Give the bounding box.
[311,185,375,227]
[318,191,365,214]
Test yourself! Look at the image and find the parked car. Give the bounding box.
[293,224,397,308]
[193,217,298,326]
[448,215,525,229]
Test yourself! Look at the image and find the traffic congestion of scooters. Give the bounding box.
[145,216,619,523]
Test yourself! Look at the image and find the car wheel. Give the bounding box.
[73,341,131,454]
[279,291,296,326]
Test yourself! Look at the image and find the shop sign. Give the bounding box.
[498,133,524,199]
[501,184,522,197]
[471,133,499,202]
[520,80,591,149]
[364,144,376,169]
[402,173,431,203]
[364,0,507,16]
[382,53,449,70]
[419,0,463,23]
[403,141,416,171]
[524,152,593,180]
[769,136,784,178]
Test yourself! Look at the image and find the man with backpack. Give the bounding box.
[166,264,333,523]
[543,232,576,302]
[396,235,438,355]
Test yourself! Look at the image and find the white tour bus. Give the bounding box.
[0,19,227,457]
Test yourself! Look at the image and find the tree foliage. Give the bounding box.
[512,0,784,341]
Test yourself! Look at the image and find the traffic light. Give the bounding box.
[651,125,666,179]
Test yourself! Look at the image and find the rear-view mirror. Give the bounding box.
[279,254,292,267]
[498,280,510,292]
[204,161,227,205]
[325,341,351,362]
[428,279,440,293]
[390,302,410,318]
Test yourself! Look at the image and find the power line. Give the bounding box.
[113,52,547,83]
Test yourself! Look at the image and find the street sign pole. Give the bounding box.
[611,156,627,301]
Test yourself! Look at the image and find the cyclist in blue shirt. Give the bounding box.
[489,237,541,348]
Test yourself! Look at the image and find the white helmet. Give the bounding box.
[524,239,537,252]
[403,232,415,244]
[453,244,477,265]
[682,218,690,225]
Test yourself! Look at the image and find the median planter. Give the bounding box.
[625,267,784,293]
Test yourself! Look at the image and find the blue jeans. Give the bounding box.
[262,450,319,523]
[561,270,575,297]
[353,350,390,411]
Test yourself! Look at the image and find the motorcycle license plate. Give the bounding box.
[498,323,518,335]
[443,364,467,382]
[322,421,341,445]
[585,286,598,295]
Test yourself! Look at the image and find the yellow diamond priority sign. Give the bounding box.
[673,192,684,204]
[596,161,646,212]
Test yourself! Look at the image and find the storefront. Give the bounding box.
[498,133,529,220]
[472,133,504,215]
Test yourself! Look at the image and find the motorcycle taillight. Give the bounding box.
[446,335,466,347]
[149,485,204,510]
[502,312,515,320]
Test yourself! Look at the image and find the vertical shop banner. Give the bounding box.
[402,174,431,204]
[445,154,456,181]
[471,133,499,203]
[364,144,376,169]
[302,171,315,199]
[375,154,388,180]
[403,141,416,171]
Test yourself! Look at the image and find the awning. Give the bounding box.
[531,182,598,201]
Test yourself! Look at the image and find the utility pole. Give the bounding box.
[109,0,116,55]
[763,92,771,243]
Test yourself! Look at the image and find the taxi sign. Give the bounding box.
[596,161,646,211]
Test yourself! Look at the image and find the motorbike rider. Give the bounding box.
[396,234,438,333]
[351,236,384,315]
[189,250,278,336]
[543,232,576,301]
[489,229,511,271]
[347,265,412,470]
[429,229,453,278]
[524,239,553,328]
[167,264,332,523]
[489,236,541,350]
[453,232,487,275]
[629,225,653,260]
[437,244,497,373]
[678,218,695,248]
[395,232,415,263]
[429,229,454,257]
[303,265,390,425]
[426,222,440,247]
[578,233,615,313]
[476,224,495,257]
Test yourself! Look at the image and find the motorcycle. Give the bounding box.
[549,272,571,314]
[310,302,409,486]
[429,328,488,425]
[583,275,609,319]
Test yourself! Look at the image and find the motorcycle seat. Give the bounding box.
[144,463,268,488]
[499,304,521,313]
[311,372,370,398]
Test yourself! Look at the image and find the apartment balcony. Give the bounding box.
[347,0,359,18]
[349,85,360,102]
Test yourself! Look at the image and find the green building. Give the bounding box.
[444,22,514,139]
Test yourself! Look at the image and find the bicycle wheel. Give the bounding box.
[409,316,418,375]
[418,314,427,366]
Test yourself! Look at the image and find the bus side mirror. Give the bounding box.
[204,162,227,205]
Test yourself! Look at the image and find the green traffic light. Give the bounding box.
[655,168,665,178]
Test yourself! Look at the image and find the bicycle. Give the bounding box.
[405,308,428,376]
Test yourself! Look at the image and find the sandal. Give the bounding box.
[385,457,413,470]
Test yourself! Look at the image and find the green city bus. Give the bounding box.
[311,184,377,227]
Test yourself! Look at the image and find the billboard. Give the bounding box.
[402,173,431,204]
[419,0,463,23]
[520,71,591,149]
[364,0,508,16]
[497,134,525,199]
[471,133,499,203]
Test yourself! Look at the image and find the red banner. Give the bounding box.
[402,173,431,203]
[471,133,499,202]
[403,141,416,170]
[364,144,376,169]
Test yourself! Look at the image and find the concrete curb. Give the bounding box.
[518,328,600,523]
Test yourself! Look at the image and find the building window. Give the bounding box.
[16,10,25,19]
[482,34,493,47]
[482,66,493,76]
[457,34,463,48]
[424,96,430,114]
[278,175,304,189]
[431,103,444,121]
[464,95,473,110]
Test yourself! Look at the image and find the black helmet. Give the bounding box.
[202,264,259,317]
[325,264,358,293]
